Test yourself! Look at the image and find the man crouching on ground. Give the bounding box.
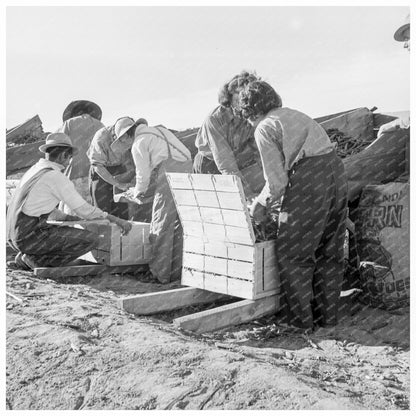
[6,132,132,270]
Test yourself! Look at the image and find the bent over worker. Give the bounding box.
[6,133,132,270]
[239,81,348,330]
[129,123,192,283]
[87,117,145,219]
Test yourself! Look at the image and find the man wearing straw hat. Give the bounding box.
[6,133,132,271]
[57,99,104,210]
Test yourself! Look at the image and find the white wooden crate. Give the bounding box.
[78,221,151,266]
[167,173,279,300]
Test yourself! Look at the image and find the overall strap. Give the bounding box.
[6,167,54,249]
[154,127,190,160]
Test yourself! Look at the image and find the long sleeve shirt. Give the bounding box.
[195,105,258,176]
[87,126,123,167]
[255,107,335,206]
[21,159,107,220]
[131,125,191,195]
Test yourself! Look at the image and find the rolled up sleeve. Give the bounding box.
[131,137,152,196]
[255,122,288,206]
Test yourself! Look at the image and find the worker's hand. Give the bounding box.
[116,182,130,192]
[250,199,267,223]
[118,219,132,235]
[107,214,133,235]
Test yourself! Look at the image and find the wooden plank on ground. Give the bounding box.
[173,294,279,333]
[119,287,229,315]
[34,264,107,278]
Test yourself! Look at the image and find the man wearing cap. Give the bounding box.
[129,123,192,283]
[57,100,104,208]
[6,133,132,271]
[87,117,146,219]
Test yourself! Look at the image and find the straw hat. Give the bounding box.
[114,117,136,141]
[39,132,78,154]
[394,14,410,42]
[62,100,102,122]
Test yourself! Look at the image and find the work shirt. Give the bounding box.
[132,125,191,195]
[255,107,335,206]
[87,126,123,167]
[21,158,106,219]
[58,114,104,179]
[195,105,257,175]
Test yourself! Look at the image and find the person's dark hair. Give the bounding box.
[46,146,73,161]
[125,126,136,138]
[218,71,260,107]
[239,81,283,120]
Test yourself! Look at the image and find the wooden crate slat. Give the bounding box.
[194,190,220,208]
[183,252,204,270]
[204,242,227,258]
[216,192,245,210]
[227,260,254,281]
[212,175,241,192]
[183,236,204,254]
[227,277,255,299]
[225,226,254,245]
[174,189,198,206]
[166,172,193,189]
[182,221,204,237]
[182,268,204,288]
[204,256,228,276]
[227,245,255,262]
[189,174,216,191]
[222,210,250,228]
[205,223,227,240]
[178,205,202,222]
[203,273,228,294]
[199,207,224,224]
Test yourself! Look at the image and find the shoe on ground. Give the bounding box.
[21,254,40,270]
[6,252,30,271]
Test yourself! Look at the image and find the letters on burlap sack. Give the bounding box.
[356,182,410,309]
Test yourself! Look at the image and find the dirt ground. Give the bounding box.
[5,263,410,411]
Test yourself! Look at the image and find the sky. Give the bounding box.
[6,4,411,132]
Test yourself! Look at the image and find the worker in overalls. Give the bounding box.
[239,80,348,330]
[193,71,263,197]
[57,100,104,210]
[87,117,146,219]
[128,122,192,283]
[6,133,132,270]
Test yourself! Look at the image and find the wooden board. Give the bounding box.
[34,264,107,278]
[6,141,44,175]
[173,294,279,333]
[119,287,229,315]
[6,115,43,143]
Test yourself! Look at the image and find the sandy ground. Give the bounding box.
[5,264,410,411]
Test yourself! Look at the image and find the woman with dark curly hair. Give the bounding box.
[193,71,264,196]
[240,80,348,331]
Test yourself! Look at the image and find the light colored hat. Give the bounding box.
[394,14,410,42]
[114,117,136,140]
[39,132,78,154]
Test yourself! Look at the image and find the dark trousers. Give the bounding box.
[14,212,99,267]
[89,165,129,219]
[276,150,348,329]
[192,153,220,174]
